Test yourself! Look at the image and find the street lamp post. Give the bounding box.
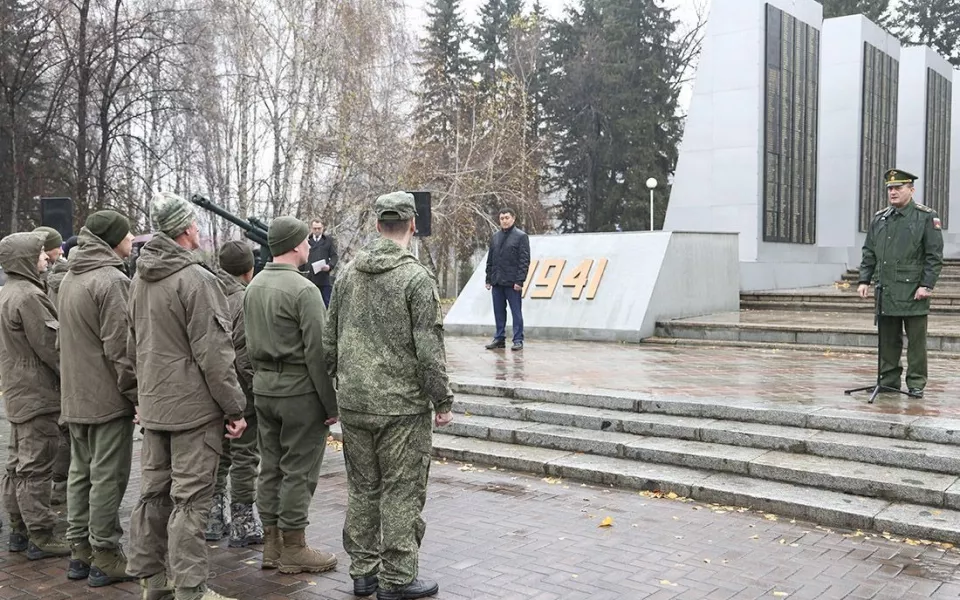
[645,177,657,231]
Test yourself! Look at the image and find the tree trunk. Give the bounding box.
[75,0,91,209]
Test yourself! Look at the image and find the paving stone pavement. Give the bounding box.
[0,430,958,599]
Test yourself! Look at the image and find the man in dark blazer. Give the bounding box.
[301,219,338,307]
[484,208,530,351]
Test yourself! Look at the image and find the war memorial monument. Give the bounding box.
[440,0,960,546]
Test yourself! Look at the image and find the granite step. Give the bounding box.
[432,435,960,544]
[739,300,960,314]
[654,317,960,351]
[641,336,960,360]
[451,395,960,474]
[446,413,960,507]
[448,381,960,443]
[741,291,960,305]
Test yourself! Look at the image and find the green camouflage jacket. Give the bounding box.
[323,236,453,416]
[859,200,944,317]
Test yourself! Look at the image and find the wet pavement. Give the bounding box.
[3,426,960,599]
[445,335,960,418]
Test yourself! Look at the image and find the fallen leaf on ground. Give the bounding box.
[659,580,678,587]
[599,516,614,528]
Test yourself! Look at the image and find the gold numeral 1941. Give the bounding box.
[521,258,608,300]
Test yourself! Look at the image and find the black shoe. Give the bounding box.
[484,340,505,350]
[376,578,439,600]
[67,558,90,580]
[511,342,523,351]
[909,388,924,398]
[9,532,27,552]
[354,574,379,596]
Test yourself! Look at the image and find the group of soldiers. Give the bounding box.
[0,190,454,600]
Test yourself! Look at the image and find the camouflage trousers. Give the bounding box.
[0,413,61,532]
[340,410,432,590]
[126,421,223,588]
[66,417,134,547]
[214,411,260,504]
[256,393,328,531]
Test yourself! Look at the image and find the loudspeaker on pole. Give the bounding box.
[409,191,432,237]
[40,197,74,240]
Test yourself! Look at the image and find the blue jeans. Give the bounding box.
[492,285,524,344]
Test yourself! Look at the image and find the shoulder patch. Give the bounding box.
[915,203,933,213]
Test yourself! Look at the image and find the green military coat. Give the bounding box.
[858,200,944,316]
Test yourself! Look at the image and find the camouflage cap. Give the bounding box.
[375,191,417,221]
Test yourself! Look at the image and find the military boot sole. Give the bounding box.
[26,542,71,560]
[68,559,91,579]
[228,534,263,548]
[261,559,278,569]
[277,559,337,575]
[142,590,175,600]
[88,565,137,587]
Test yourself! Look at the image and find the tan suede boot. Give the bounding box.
[278,529,337,574]
[261,525,282,569]
[140,571,175,600]
[88,545,136,587]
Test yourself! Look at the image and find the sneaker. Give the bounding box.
[484,340,505,350]
[204,492,229,541]
[228,503,263,548]
[88,545,136,587]
[68,539,92,579]
[140,571,175,600]
[174,584,236,600]
[511,342,523,351]
[26,530,71,560]
[8,514,27,552]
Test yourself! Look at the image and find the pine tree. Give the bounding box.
[897,0,960,66]
[413,0,471,150]
[817,0,891,22]
[544,0,681,232]
[473,0,524,92]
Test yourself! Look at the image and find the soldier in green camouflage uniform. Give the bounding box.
[322,192,454,600]
[858,168,944,397]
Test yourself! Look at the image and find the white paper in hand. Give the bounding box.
[311,259,327,274]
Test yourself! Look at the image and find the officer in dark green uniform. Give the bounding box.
[858,168,944,397]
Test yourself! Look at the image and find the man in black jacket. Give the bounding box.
[484,209,530,351]
[301,219,338,307]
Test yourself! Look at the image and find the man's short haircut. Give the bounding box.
[499,208,515,217]
[379,218,411,235]
[311,218,323,225]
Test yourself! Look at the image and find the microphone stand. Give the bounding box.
[844,283,920,404]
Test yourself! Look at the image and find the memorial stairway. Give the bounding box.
[645,259,960,357]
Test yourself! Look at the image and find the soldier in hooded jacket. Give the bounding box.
[58,211,138,586]
[322,191,454,600]
[0,231,71,560]
[125,192,247,600]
